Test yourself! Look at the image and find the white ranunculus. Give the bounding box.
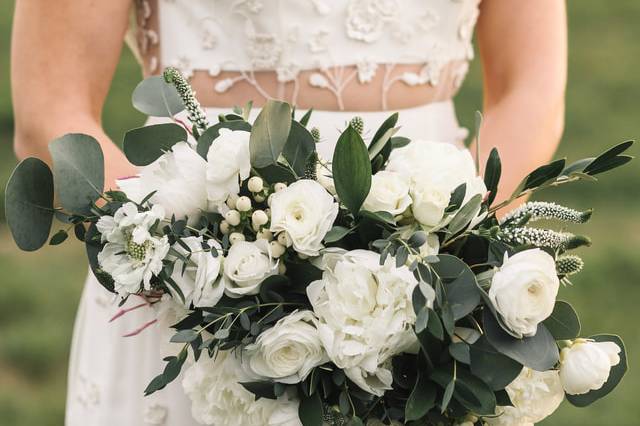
[487,368,564,426]
[559,339,621,395]
[307,249,434,396]
[269,180,339,256]
[182,351,302,426]
[488,249,559,338]
[117,142,207,225]
[386,140,486,229]
[363,171,412,216]
[222,239,278,297]
[168,236,224,308]
[206,128,252,209]
[244,310,328,384]
[96,202,170,295]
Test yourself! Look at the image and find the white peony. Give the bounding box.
[269,180,339,256]
[206,128,252,209]
[222,239,278,297]
[117,142,208,225]
[488,249,559,338]
[307,249,434,396]
[487,368,564,426]
[559,339,621,395]
[168,236,224,308]
[182,351,302,426]
[244,310,328,384]
[96,202,170,295]
[386,140,486,229]
[363,171,412,216]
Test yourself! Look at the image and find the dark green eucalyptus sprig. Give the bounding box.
[163,67,209,135]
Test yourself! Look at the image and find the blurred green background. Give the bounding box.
[0,1,638,425]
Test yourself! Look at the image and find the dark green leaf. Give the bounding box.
[543,300,581,340]
[123,123,188,166]
[566,335,628,407]
[132,75,185,117]
[447,194,483,236]
[240,381,278,400]
[85,224,115,293]
[250,100,292,168]
[390,136,411,149]
[283,121,316,176]
[454,368,497,415]
[449,342,471,364]
[49,133,104,214]
[254,163,297,184]
[523,158,566,190]
[369,113,398,153]
[49,229,68,245]
[415,307,430,334]
[359,210,395,225]
[470,336,523,390]
[299,109,313,127]
[170,329,199,343]
[447,184,467,212]
[483,309,559,371]
[196,120,252,158]
[431,255,481,320]
[484,148,501,206]
[333,126,372,214]
[5,158,55,251]
[299,392,323,426]
[584,140,634,175]
[324,226,353,243]
[405,371,436,421]
[441,379,455,413]
[144,374,168,396]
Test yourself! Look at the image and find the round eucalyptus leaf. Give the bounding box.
[566,334,628,407]
[5,157,55,251]
[132,75,185,117]
[483,309,559,371]
[543,300,581,340]
[123,123,188,166]
[49,133,104,214]
[432,255,481,320]
[470,336,523,390]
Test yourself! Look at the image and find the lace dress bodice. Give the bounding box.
[131,0,481,109]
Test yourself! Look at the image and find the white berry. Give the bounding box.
[252,210,269,227]
[225,210,241,226]
[236,196,252,212]
[270,241,286,258]
[248,176,264,193]
[229,232,245,245]
[256,229,273,241]
[219,220,230,235]
[277,232,292,247]
[226,194,239,210]
[274,182,287,192]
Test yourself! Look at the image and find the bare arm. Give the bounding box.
[11,0,136,190]
[474,0,567,211]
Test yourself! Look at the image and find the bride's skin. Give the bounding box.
[11,0,566,209]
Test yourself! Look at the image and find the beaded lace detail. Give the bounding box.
[131,0,480,109]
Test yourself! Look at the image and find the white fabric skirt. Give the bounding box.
[65,100,467,425]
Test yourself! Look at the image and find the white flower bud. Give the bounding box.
[274,182,287,192]
[269,241,286,258]
[226,194,238,210]
[256,229,273,241]
[559,339,621,395]
[252,210,269,228]
[277,232,292,247]
[248,176,264,193]
[219,220,230,235]
[236,196,252,212]
[225,210,241,226]
[229,232,246,245]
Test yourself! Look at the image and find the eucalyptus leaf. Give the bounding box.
[543,300,581,340]
[431,255,481,320]
[283,121,316,176]
[123,123,188,166]
[333,126,372,214]
[324,226,353,243]
[483,309,559,371]
[132,75,185,117]
[405,370,436,421]
[49,134,104,214]
[566,334,628,407]
[5,158,55,251]
[196,120,252,158]
[249,100,292,168]
[470,336,523,390]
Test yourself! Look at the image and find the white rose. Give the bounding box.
[387,140,486,229]
[222,239,278,297]
[363,171,411,216]
[307,249,434,396]
[487,368,564,426]
[206,128,252,208]
[244,310,328,384]
[488,249,559,338]
[168,236,224,308]
[117,142,207,225]
[182,351,302,426]
[269,180,339,256]
[96,203,170,295]
[559,339,621,395]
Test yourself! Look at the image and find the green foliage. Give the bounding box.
[332,126,372,214]
[543,301,581,340]
[131,75,185,117]
[196,120,252,158]
[5,158,54,251]
[123,123,187,166]
[282,121,316,177]
[249,100,292,168]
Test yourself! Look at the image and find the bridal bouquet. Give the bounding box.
[6,68,632,425]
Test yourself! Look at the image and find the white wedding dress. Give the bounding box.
[66,1,481,424]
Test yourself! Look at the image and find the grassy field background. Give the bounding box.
[0,2,638,425]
